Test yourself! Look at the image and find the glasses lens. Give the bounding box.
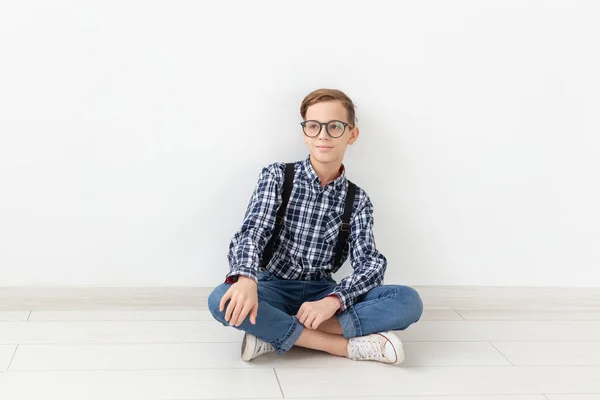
[327,121,345,137]
[303,121,321,137]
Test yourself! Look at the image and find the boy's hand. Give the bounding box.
[219,276,258,327]
[297,297,341,330]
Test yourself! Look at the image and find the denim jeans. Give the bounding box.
[208,269,423,355]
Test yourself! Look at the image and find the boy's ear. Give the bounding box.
[348,126,359,144]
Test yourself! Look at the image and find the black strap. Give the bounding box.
[259,163,356,270]
[260,163,294,268]
[334,180,356,268]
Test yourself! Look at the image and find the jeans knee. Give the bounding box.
[395,285,423,323]
[208,284,230,322]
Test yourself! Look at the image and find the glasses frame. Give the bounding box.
[300,119,352,138]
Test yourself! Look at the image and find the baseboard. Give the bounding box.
[1,286,600,311]
[413,285,600,310]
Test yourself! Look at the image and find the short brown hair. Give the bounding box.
[300,88,357,126]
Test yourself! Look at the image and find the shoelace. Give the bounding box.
[256,340,275,356]
[350,337,384,361]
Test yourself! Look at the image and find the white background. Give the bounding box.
[0,0,598,287]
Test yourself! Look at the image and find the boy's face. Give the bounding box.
[303,100,359,165]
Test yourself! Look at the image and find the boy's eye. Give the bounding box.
[308,123,319,129]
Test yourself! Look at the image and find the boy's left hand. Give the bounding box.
[297,297,341,330]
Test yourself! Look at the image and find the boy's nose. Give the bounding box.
[317,126,331,139]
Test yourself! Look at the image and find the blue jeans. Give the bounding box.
[208,269,423,355]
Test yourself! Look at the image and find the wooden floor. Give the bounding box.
[1,298,600,399]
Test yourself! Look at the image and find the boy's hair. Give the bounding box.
[300,88,357,126]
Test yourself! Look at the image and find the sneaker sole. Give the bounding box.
[378,331,406,364]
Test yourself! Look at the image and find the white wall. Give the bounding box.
[1,0,598,287]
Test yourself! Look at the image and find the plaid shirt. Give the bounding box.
[226,154,388,312]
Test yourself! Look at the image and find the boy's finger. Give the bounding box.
[305,314,316,329]
[219,289,232,312]
[312,316,322,330]
[249,305,258,324]
[229,301,243,325]
[224,296,237,321]
[235,303,252,326]
[299,310,308,325]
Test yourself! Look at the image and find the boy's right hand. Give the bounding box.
[219,276,259,327]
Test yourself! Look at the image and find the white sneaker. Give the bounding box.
[348,331,406,364]
[241,332,276,361]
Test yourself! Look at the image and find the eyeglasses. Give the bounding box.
[300,120,351,138]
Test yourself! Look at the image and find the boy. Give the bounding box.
[208,88,423,364]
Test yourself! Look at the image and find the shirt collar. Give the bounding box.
[300,154,347,192]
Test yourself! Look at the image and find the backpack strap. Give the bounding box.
[334,180,357,269]
[260,163,295,268]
